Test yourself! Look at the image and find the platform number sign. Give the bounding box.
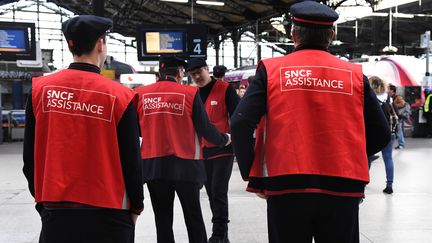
[187,24,207,59]
[193,39,202,55]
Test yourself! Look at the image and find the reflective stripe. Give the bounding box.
[293,17,334,26]
[122,190,129,210]
[262,116,268,177]
[425,94,431,113]
[194,133,201,160]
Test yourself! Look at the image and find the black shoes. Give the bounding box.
[208,236,230,243]
[383,186,393,194]
[395,145,404,150]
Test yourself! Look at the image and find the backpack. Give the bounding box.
[379,95,398,133]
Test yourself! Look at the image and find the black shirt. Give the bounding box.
[231,47,391,194]
[140,77,228,182]
[22,62,144,214]
[199,78,240,158]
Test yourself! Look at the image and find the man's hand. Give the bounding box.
[131,213,139,225]
[225,133,231,146]
[256,192,268,199]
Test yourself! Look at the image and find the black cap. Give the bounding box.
[62,15,113,47]
[213,65,227,78]
[159,56,188,70]
[290,1,338,29]
[187,57,207,72]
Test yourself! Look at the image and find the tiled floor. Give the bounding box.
[0,138,431,243]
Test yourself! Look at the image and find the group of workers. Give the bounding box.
[23,1,392,243]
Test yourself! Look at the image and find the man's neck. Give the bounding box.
[200,78,214,88]
[73,55,101,68]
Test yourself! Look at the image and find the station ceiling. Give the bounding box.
[1,0,431,57]
[333,0,432,57]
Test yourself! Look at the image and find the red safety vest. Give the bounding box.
[251,50,369,183]
[32,69,137,209]
[202,80,230,148]
[136,81,202,160]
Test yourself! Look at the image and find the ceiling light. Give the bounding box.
[160,0,189,3]
[382,45,398,53]
[393,13,414,18]
[196,0,224,6]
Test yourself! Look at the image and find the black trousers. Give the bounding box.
[147,180,207,243]
[38,207,135,243]
[267,193,361,243]
[426,112,432,136]
[203,156,234,238]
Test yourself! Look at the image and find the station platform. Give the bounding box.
[1,138,431,243]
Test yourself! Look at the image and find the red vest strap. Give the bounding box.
[202,80,230,148]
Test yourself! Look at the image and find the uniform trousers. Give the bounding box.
[147,179,207,243]
[203,155,234,238]
[38,207,135,243]
[267,193,361,243]
[426,112,432,136]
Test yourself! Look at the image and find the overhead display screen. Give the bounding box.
[145,31,184,54]
[0,28,27,52]
[0,21,36,61]
[137,24,207,61]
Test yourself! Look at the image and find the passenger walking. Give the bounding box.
[187,58,240,243]
[369,76,398,194]
[238,85,247,98]
[230,2,390,243]
[388,83,397,100]
[135,56,230,243]
[394,95,411,149]
[388,84,406,149]
[23,15,144,243]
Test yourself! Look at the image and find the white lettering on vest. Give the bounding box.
[42,86,115,122]
[45,89,104,115]
[280,66,353,95]
[284,69,344,90]
[143,93,186,116]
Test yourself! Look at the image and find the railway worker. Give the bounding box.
[230,2,391,243]
[135,56,230,243]
[23,15,144,243]
[187,58,240,243]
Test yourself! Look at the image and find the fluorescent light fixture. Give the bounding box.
[393,13,414,18]
[332,40,343,46]
[196,0,224,6]
[160,0,188,3]
[369,12,389,17]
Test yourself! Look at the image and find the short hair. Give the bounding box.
[159,67,182,79]
[368,76,387,94]
[293,25,333,48]
[213,71,225,79]
[213,65,227,78]
[388,84,397,93]
[69,34,106,56]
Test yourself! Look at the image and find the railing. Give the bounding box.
[1,109,25,142]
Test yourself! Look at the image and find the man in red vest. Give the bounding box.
[187,58,240,243]
[136,56,230,243]
[23,15,144,243]
[213,65,228,82]
[231,2,390,243]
